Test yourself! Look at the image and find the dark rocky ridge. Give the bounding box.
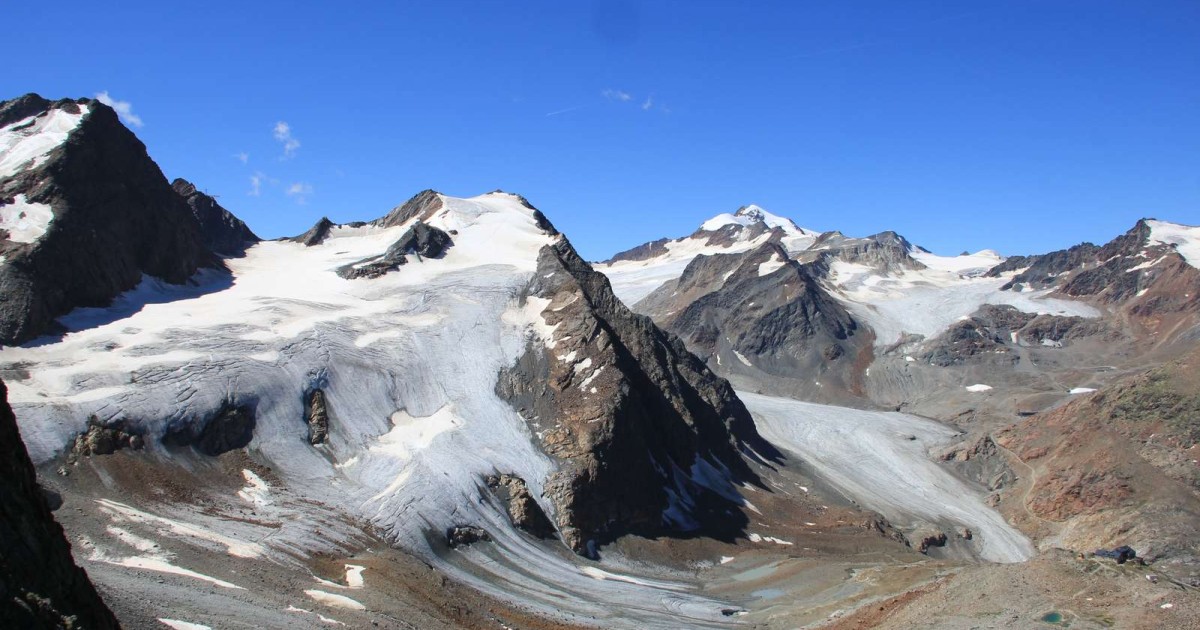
[171,178,260,256]
[1,381,120,629]
[305,389,329,445]
[289,217,335,246]
[336,221,452,279]
[372,189,443,228]
[498,227,780,555]
[0,93,223,345]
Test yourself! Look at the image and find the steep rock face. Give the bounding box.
[497,237,778,555]
[0,381,120,629]
[603,237,669,263]
[0,94,220,345]
[171,178,259,256]
[371,189,442,228]
[288,217,334,246]
[643,243,869,401]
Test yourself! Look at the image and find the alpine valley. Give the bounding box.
[2,94,1198,630]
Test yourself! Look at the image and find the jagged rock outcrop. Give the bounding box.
[485,474,555,538]
[0,94,222,345]
[446,525,491,549]
[289,217,335,247]
[1,380,120,629]
[163,401,255,456]
[171,179,259,256]
[67,418,143,462]
[497,233,779,555]
[337,221,453,279]
[372,189,443,228]
[305,389,328,445]
[812,230,925,274]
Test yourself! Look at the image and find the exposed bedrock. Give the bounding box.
[497,236,779,556]
[305,388,329,445]
[0,94,222,345]
[0,380,120,629]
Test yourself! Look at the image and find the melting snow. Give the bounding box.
[304,590,366,610]
[748,533,794,546]
[757,253,786,277]
[0,194,54,243]
[159,620,212,630]
[1069,387,1097,394]
[344,564,365,589]
[237,469,271,507]
[96,499,264,558]
[0,104,88,176]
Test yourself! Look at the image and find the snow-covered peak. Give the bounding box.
[699,204,808,236]
[0,103,88,177]
[1145,219,1200,269]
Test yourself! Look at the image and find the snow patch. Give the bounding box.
[965,384,993,393]
[344,564,365,589]
[159,619,212,630]
[0,104,88,176]
[237,469,271,507]
[1146,220,1200,269]
[0,194,54,243]
[304,590,366,610]
[1069,387,1097,394]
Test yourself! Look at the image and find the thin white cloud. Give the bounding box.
[286,181,313,204]
[274,121,300,158]
[602,89,632,102]
[94,91,143,127]
[235,151,249,164]
[249,172,265,197]
[641,95,654,111]
[545,105,584,117]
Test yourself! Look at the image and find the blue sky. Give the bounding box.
[5,1,1198,259]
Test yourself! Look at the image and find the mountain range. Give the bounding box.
[2,93,1198,629]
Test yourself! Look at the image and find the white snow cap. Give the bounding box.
[0,103,89,177]
[699,204,807,235]
[1145,220,1200,270]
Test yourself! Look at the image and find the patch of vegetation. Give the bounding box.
[1107,370,1200,444]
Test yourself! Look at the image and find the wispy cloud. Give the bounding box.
[641,95,654,111]
[249,172,266,197]
[274,121,300,159]
[95,91,143,127]
[286,181,313,204]
[545,105,584,117]
[235,151,249,164]
[602,89,632,102]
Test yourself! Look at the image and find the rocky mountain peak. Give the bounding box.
[0,93,236,345]
[171,178,260,257]
[735,204,767,223]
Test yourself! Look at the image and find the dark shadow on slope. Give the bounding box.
[19,269,235,348]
